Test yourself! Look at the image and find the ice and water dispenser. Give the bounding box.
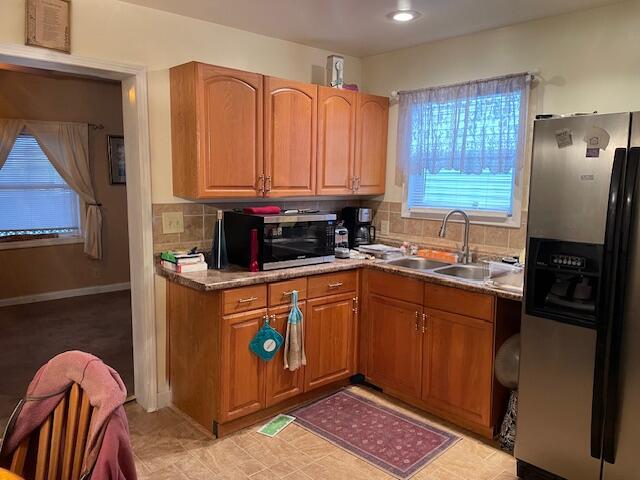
[525,238,603,328]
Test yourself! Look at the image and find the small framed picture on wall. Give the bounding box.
[107,135,126,185]
[25,0,71,53]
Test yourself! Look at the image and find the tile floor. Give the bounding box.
[127,386,517,480]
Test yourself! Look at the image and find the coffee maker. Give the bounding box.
[342,207,376,249]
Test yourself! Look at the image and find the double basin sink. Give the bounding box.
[385,256,489,282]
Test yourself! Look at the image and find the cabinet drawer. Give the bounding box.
[222,285,267,315]
[424,283,494,322]
[268,278,308,307]
[366,269,423,305]
[308,271,357,298]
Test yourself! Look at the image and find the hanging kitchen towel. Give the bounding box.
[284,290,306,371]
[249,316,283,361]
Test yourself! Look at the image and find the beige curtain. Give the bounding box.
[0,119,25,169]
[24,121,103,260]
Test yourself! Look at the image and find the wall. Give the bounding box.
[0,0,362,399]
[0,0,362,206]
[360,0,640,255]
[0,69,129,299]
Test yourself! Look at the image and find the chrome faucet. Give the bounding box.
[439,210,471,264]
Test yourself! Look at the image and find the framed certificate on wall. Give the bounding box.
[25,0,71,53]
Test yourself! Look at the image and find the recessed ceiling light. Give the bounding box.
[388,10,421,22]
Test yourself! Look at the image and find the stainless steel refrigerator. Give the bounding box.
[516,112,640,480]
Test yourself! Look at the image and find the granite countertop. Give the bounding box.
[157,258,523,301]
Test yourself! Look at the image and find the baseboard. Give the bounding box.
[157,388,172,409]
[0,282,131,307]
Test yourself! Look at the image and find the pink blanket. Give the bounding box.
[0,351,136,479]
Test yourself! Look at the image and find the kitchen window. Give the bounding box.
[0,134,82,246]
[398,73,530,226]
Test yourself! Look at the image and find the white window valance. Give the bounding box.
[396,73,530,186]
[0,119,102,259]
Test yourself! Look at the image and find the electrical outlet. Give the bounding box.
[381,220,390,235]
[162,211,184,234]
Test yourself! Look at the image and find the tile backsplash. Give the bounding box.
[152,199,527,259]
[362,200,527,259]
[152,200,358,253]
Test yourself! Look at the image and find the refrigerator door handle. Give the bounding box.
[590,147,627,459]
[602,146,640,464]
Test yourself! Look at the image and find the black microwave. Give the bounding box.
[224,211,336,270]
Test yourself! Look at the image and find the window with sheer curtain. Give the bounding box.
[0,134,81,237]
[397,73,530,225]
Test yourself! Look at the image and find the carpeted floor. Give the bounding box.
[0,290,134,431]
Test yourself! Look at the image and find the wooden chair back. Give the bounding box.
[9,383,95,480]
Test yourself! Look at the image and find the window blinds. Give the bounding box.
[0,134,80,236]
[408,168,515,214]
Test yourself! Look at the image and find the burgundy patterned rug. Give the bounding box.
[290,389,460,479]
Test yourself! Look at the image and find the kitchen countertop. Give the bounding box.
[157,258,523,301]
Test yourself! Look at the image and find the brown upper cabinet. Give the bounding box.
[317,87,357,195]
[355,93,389,195]
[264,77,317,197]
[171,63,264,199]
[170,62,389,200]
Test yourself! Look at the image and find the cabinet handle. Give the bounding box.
[271,314,277,322]
[415,311,420,332]
[355,176,361,192]
[422,313,427,333]
[282,290,294,297]
[265,175,272,193]
[238,296,258,304]
[352,296,359,315]
[328,282,343,289]
[350,177,356,194]
[256,174,265,195]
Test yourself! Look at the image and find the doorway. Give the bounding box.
[0,43,157,418]
[0,65,136,429]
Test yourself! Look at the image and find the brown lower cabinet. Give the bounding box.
[264,303,306,407]
[168,266,518,439]
[367,294,423,398]
[422,308,494,428]
[304,293,357,391]
[168,271,358,437]
[220,309,267,422]
[362,269,516,438]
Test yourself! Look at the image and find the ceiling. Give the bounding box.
[119,0,622,57]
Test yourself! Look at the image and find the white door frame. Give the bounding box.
[0,43,158,411]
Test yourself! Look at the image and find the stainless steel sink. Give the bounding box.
[386,257,449,270]
[433,264,489,281]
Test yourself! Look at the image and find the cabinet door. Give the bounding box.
[265,303,306,407]
[317,87,356,195]
[354,93,389,195]
[422,308,494,427]
[264,77,317,197]
[199,64,263,197]
[367,294,423,398]
[220,309,266,421]
[304,293,355,391]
